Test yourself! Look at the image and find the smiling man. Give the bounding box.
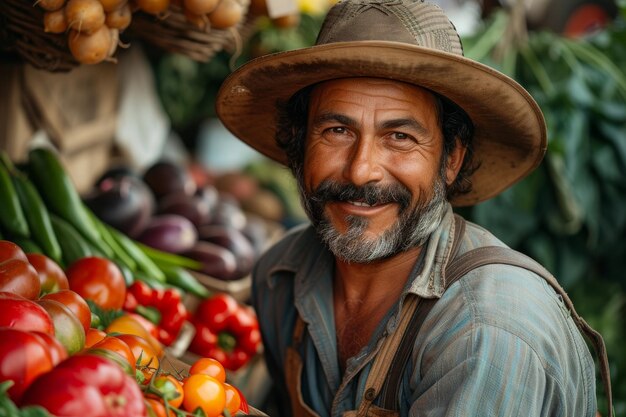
[215,1,611,416]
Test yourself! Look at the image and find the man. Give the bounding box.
[216,1,611,416]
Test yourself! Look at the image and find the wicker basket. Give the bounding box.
[129,0,255,62]
[0,0,79,72]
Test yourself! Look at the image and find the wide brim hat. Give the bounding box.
[216,0,547,206]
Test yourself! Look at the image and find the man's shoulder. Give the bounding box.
[254,222,318,277]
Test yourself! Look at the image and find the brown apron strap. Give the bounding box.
[445,245,613,417]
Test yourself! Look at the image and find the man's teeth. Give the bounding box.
[349,200,373,207]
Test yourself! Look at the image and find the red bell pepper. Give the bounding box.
[123,281,189,346]
[189,292,261,371]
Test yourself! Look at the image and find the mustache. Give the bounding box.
[309,180,412,211]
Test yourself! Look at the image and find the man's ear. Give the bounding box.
[445,138,467,186]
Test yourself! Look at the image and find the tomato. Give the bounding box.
[150,375,184,408]
[37,298,86,355]
[32,330,68,365]
[189,357,226,383]
[0,292,54,334]
[223,382,242,415]
[0,328,55,403]
[106,314,163,357]
[114,333,160,372]
[85,327,107,348]
[21,354,146,417]
[66,257,126,310]
[42,289,91,334]
[90,336,136,373]
[145,398,175,417]
[0,240,28,263]
[27,253,69,295]
[182,374,226,417]
[0,258,41,299]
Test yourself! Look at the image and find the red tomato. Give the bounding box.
[145,398,175,417]
[0,258,41,299]
[89,336,136,375]
[37,298,86,355]
[66,257,126,310]
[27,253,69,295]
[42,289,91,334]
[0,328,55,403]
[21,354,147,417]
[85,327,107,348]
[150,375,184,408]
[189,357,226,383]
[223,382,242,415]
[32,330,68,365]
[0,292,54,334]
[0,240,28,263]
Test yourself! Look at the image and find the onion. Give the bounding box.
[36,0,66,12]
[135,0,170,15]
[183,0,217,17]
[65,0,105,33]
[207,0,242,29]
[105,4,131,30]
[67,25,112,64]
[97,0,126,12]
[43,9,68,32]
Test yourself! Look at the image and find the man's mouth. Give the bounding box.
[347,200,380,207]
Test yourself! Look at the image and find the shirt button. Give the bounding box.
[364,388,376,401]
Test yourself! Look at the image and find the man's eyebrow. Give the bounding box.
[378,118,429,135]
[310,112,356,127]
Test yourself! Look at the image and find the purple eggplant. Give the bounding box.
[137,214,197,253]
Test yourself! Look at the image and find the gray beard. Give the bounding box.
[299,170,448,264]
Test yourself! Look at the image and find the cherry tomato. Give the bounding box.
[0,328,55,403]
[223,382,242,415]
[151,375,184,408]
[21,354,146,417]
[37,298,86,355]
[26,253,69,295]
[0,258,41,299]
[42,289,91,334]
[0,240,28,263]
[85,327,107,348]
[189,357,226,383]
[145,398,175,417]
[0,292,53,334]
[182,374,226,417]
[90,336,136,374]
[66,257,126,310]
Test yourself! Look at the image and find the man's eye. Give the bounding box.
[391,132,411,140]
[330,127,347,134]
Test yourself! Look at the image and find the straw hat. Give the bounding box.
[216,0,547,206]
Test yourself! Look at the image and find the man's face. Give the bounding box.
[299,78,451,263]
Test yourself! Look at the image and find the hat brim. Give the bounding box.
[216,41,547,207]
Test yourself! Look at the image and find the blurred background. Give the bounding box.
[1,0,625,414]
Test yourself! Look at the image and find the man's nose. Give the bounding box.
[342,137,384,186]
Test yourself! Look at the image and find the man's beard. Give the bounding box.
[298,167,448,264]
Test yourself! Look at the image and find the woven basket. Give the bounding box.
[0,0,78,72]
[129,0,255,62]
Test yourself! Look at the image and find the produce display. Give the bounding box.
[0,148,265,416]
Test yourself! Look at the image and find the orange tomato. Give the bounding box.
[223,383,241,415]
[182,374,225,417]
[84,328,107,348]
[115,333,160,376]
[189,357,226,384]
[106,314,163,357]
[145,398,175,417]
[90,335,136,373]
[150,375,184,408]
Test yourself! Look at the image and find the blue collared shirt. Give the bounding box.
[251,205,597,417]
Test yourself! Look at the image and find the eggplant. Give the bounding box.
[197,224,256,278]
[84,175,155,238]
[184,241,240,281]
[143,160,196,199]
[157,185,219,227]
[137,214,197,254]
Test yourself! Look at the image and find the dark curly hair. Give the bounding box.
[275,82,478,200]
